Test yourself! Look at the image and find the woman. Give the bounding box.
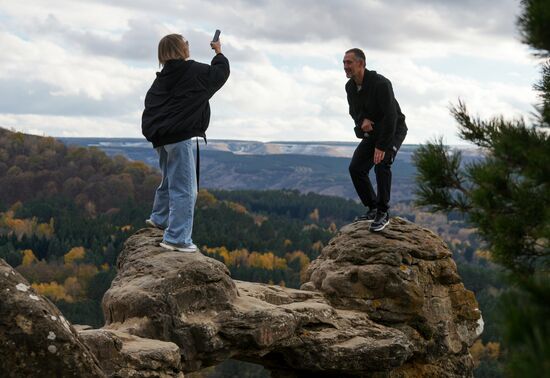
[142,33,230,252]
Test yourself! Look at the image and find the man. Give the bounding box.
[344,48,407,232]
[141,34,229,252]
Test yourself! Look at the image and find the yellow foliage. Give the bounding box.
[0,212,54,240]
[32,281,73,302]
[285,251,310,269]
[253,214,268,226]
[485,342,500,359]
[248,252,287,270]
[283,239,292,247]
[120,224,133,232]
[101,263,110,271]
[328,222,338,233]
[64,276,82,298]
[309,208,320,223]
[286,251,311,283]
[274,255,288,270]
[204,246,230,263]
[470,340,501,366]
[36,222,54,239]
[197,189,218,208]
[229,249,250,267]
[311,241,324,253]
[21,249,37,266]
[203,247,287,270]
[76,264,99,286]
[470,340,484,365]
[302,224,319,231]
[475,249,492,261]
[227,201,248,214]
[7,217,35,241]
[85,201,97,218]
[64,247,86,264]
[9,201,23,213]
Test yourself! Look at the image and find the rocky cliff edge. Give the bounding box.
[1,217,482,377]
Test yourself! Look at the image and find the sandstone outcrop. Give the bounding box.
[77,326,183,377]
[0,259,104,377]
[100,217,482,377]
[302,218,483,376]
[1,217,482,377]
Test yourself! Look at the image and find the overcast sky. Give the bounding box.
[0,0,542,144]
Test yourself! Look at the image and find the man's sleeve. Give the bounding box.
[206,53,230,97]
[375,80,398,150]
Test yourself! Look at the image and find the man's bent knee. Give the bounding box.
[349,163,364,176]
[374,161,392,174]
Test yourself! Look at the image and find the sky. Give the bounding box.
[0,0,543,145]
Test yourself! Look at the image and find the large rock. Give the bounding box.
[0,259,105,377]
[102,218,482,377]
[301,218,483,376]
[77,327,183,377]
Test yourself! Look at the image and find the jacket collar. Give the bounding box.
[349,68,377,92]
[158,59,192,76]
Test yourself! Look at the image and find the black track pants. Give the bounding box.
[348,136,400,213]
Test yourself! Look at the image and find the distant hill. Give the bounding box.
[0,129,159,213]
[59,138,436,201]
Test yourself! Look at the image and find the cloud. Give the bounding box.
[0,30,150,109]
[0,0,542,145]
[0,113,143,138]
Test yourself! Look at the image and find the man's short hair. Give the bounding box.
[346,48,366,63]
[158,34,190,66]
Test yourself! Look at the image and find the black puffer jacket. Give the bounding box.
[345,68,407,151]
[142,53,230,147]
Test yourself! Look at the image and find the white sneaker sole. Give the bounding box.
[354,218,375,223]
[370,220,390,232]
[159,242,198,253]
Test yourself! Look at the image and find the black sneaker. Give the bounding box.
[354,208,377,222]
[370,211,390,232]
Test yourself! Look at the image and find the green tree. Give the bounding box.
[412,1,549,375]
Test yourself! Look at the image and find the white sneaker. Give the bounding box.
[145,219,165,230]
[160,241,198,253]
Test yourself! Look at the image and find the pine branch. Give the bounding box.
[534,60,550,127]
[412,138,471,213]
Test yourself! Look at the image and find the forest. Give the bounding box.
[0,127,504,375]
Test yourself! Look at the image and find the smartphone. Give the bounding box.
[212,29,221,42]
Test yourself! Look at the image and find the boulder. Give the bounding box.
[0,259,105,377]
[302,218,482,376]
[77,327,183,377]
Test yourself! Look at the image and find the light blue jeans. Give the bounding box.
[149,139,197,246]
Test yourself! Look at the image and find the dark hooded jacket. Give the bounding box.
[142,53,230,147]
[345,68,407,151]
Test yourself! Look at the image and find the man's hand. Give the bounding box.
[361,118,374,132]
[374,148,385,164]
[210,40,222,54]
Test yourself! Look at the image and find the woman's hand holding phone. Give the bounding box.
[210,29,221,54]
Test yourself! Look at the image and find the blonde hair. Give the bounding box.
[158,34,189,66]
